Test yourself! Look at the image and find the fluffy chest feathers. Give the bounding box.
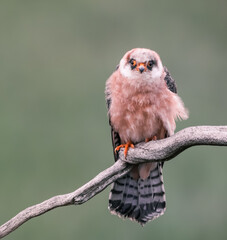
[107,71,188,143]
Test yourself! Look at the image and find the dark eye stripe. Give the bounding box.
[147,60,156,70]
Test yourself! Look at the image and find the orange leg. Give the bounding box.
[115,141,135,157]
[145,136,157,143]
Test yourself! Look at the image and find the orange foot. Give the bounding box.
[145,136,157,143]
[114,141,135,157]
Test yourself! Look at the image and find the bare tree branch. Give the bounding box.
[0,126,227,238]
[119,125,227,164]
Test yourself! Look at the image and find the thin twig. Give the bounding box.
[0,126,227,238]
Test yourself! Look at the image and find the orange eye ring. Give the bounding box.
[129,58,137,69]
[131,60,136,66]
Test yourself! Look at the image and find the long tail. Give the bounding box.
[108,162,166,225]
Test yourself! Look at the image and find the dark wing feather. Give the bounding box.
[162,67,177,166]
[105,67,121,161]
[164,66,177,93]
[111,127,121,161]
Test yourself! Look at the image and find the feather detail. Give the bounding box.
[109,163,166,225]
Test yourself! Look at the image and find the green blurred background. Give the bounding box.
[0,0,227,239]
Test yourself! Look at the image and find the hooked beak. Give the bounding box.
[136,63,146,73]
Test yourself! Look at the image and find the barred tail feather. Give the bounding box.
[109,174,138,216]
[109,162,166,225]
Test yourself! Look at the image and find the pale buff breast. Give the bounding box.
[110,101,163,143]
[108,75,167,143]
[106,70,188,144]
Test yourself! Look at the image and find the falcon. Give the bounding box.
[105,48,188,225]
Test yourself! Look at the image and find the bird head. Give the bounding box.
[119,48,164,83]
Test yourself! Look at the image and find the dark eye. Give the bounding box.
[147,60,155,70]
[129,58,137,69]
